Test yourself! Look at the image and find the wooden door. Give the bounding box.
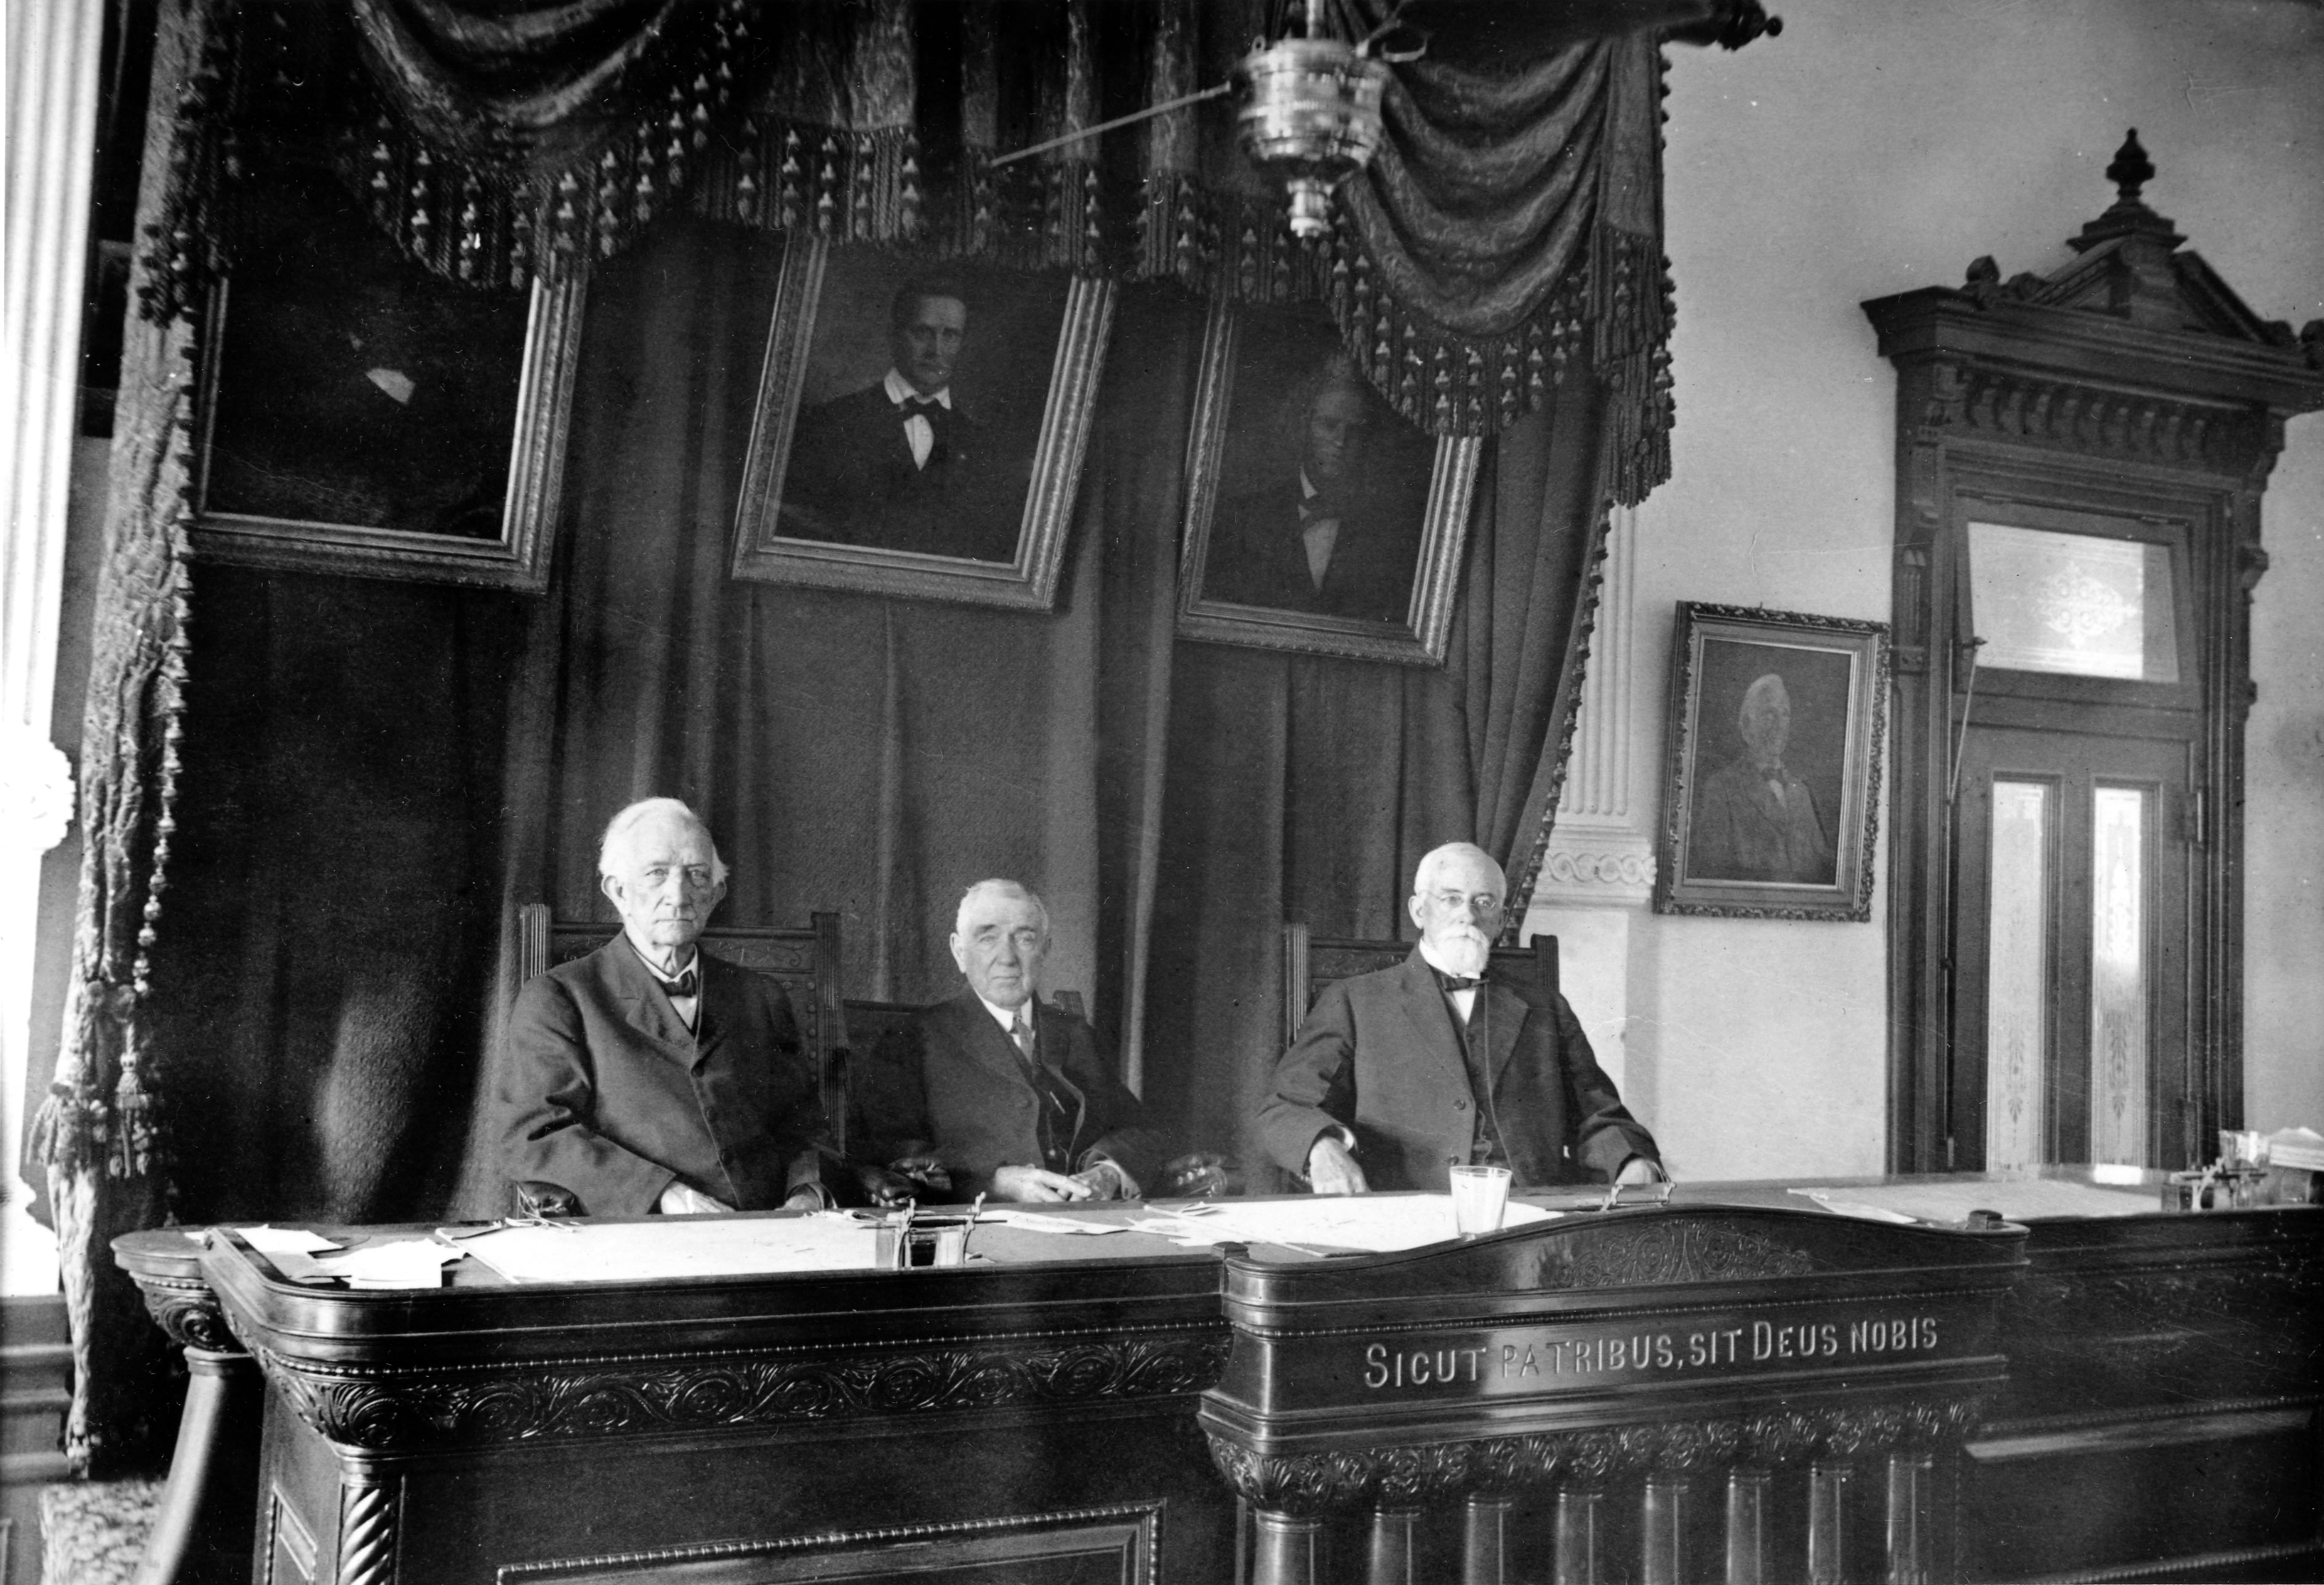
[1952,722,2194,1171]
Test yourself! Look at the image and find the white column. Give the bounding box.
[1522,508,1653,1090]
[2,0,105,1293]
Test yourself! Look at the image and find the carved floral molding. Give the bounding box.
[1206,1397,1989,1515]
[257,1326,1230,1451]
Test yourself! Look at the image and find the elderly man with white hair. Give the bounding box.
[854,879,1179,1204]
[497,797,829,1216]
[1257,841,1663,1196]
[1688,672,1835,885]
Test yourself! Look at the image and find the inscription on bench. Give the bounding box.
[1348,1309,1949,1397]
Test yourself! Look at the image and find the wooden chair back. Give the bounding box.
[1281,922,1560,1049]
[517,903,849,1154]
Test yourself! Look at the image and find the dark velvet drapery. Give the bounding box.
[34,0,1727,1467]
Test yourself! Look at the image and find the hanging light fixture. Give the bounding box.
[1235,0,1395,240]
[992,0,1410,241]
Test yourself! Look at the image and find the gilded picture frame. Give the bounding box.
[191,166,583,593]
[1176,300,1481,666]
[729,235,1116,612]
[1654,603,1889,921]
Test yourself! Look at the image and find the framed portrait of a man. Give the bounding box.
[193,163,585,591]
[1175,301,1481,665]
[729,236,1115,611]
[1654,604,1888,920]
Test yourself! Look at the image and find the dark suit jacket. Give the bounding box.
[1689,758,1834,884]
[858,991,1167,1201]
[1256,950,1659,1192]
[1203,479,1422,623]
[780,382,1014,561]
[497,937,827,1216]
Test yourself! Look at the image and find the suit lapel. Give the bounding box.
[1483,981,1530,1092]
[952,994,1028,1088]
[1393,953,1470,1087]
[1033,1002,1088,1143]
[692,955,730,1068]
[600,940,701,1064]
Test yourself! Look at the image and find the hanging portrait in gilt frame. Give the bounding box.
[1176,300,1481,666]
[1655,604,1889,920]
[193,164,584,592]
[729,236,1116,612]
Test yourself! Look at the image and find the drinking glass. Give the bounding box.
[1449,1164,1512,1236]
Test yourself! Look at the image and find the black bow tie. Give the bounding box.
[1434,970,1483,994]
[664,968,699,998]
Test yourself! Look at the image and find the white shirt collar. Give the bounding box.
[1299,469,1319,501]
[627,938,700,988]
[976,992,1035,1032]
[884,369,953,410]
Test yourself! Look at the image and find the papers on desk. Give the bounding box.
[1129,1195,1560,1253]
[457,1217,883,1284]
[1787,1189,1923,1226]
[980,1208,1128,1236]
[215,1227,465,1288]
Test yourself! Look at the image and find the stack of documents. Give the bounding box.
[1129,1196,1558,1253]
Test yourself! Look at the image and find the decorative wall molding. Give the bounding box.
[1537,506,1656,908]
[1534,840,1656,896]
[258,1327,1230,1451]
[1205,1398,1989,1516]
[1920,362,2267,477]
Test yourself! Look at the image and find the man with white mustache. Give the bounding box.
[1257,842,1663,1195]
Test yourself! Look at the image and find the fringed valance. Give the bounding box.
[142,0,1683,483]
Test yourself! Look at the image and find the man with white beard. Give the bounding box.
[1257,842,1664,1194]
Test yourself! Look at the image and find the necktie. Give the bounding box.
[1433,969,1483,994]
[1011,1010,1036,1063]
[667,968,699,998]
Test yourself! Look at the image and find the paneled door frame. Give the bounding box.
[1864,269,2319,1174]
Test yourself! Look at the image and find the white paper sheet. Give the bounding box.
[457,1217,884,1284]
[1129,1195,1558,1252]
[981,1209,1128,1236]
[311,1239,465,1290]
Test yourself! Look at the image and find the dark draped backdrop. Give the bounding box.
[32,0,1755,1468]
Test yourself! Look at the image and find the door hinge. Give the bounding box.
[2185,788,2207,848]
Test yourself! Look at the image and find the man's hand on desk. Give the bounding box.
[1305,1134,1368,1196]
[992,1165,1096,1202]
[1159,1152,1229,1198]
[1615,1156,1667,1187]
[1071,1159,1139,1201]
[657,1182,734,1216]
[857,1156,955,1208]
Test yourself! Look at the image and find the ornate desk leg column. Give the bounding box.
[1366,1506,1419,1585]
[1461,1491,1512,1585]
[1723,1469,1770,1585]
[1807,1462,1853,1585]
[1884,1451,1934,1585]
[1641,1474,1687,1585]
[1554,1487,1604,1585]
[335,1475,403,1585]
[126,1271,262,1585]
[1250,1509,1322,1585]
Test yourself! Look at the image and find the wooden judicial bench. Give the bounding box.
[113,1173,2322,1585]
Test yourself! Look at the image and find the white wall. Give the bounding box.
[1621,0,2324,1180]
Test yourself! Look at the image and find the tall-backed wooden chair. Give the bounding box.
[516,903,849,1156]
[1281,922,1559,1050]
